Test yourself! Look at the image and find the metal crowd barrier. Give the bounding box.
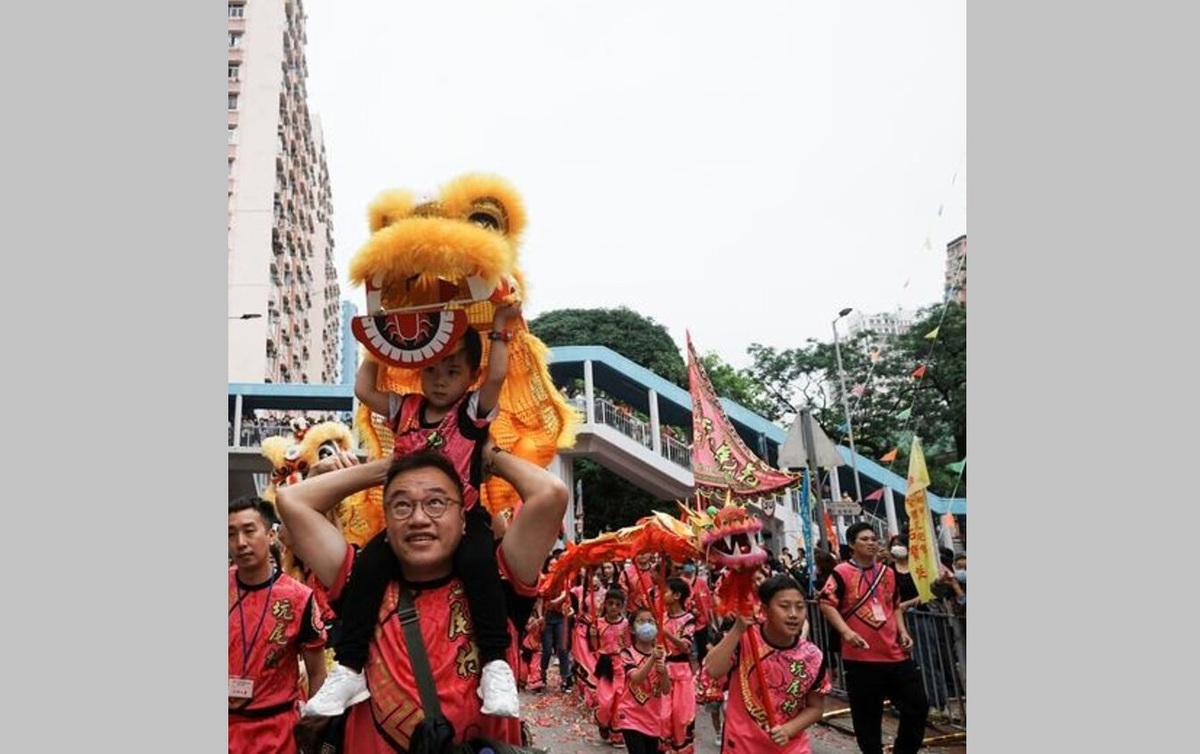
[806,599,966,730]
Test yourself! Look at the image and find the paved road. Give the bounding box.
[520,684,966,753]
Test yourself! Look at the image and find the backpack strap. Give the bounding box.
[840,563,889,620]
[396,587,443,717]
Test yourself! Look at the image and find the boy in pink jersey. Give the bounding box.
[615,607,671,754]
[304,304,524,719]
[592,587,630,745]
[705,573,830,753]
[660,577,698,754]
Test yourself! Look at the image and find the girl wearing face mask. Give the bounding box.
[614,608,671,754]
[889,535,923,612]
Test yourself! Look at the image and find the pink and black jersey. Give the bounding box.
[819,560,906,663]
[388,391,494,509]
[228,567,326,754]
[228,567,325,714]
[661,611,698,753]
[596,616,630,657]
[328,544,535,753]
[721,626,830,754]
[615,646,670,739]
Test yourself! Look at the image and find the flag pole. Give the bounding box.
[799,407,829,552]
[884,486,900,538]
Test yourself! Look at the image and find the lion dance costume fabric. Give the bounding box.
[259,420,379,552]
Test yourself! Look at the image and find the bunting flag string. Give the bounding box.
[866,245,966,476]
[945,457,967,500]
[827,156,964,500]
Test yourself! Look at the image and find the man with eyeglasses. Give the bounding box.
[819,522,928,754]
[277,445,568,753]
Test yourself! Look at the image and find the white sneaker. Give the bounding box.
[478,660,521,718]
[302,663,370,717]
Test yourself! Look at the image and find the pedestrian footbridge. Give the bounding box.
[229,345,965,540]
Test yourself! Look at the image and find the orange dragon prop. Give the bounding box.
[346,174,579,542]
[541,503,769,620]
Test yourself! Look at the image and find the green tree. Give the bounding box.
[528,307,686,388]
[699,351,776,418]
[530,307,684,533]
[881,304,966,492]
[743,303,966,496]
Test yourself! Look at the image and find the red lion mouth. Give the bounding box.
[700,509,767,570]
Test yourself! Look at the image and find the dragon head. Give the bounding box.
[685,498,769,618]
[696,501,768,573]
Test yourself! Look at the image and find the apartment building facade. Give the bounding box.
[945,234,966,306]
[227,0,340,384]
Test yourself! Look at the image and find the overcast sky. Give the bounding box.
[303,0,965,367]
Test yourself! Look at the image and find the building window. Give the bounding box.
[228,64,240,81]
[228,93,239,110]
[228,4,245,18]
[228,125,238,144]
[229,158,235,176]
[229,33,243,48]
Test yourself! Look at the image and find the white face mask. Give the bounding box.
[890,545,908,559]
[954,569,966,584]
[634,623,658,642]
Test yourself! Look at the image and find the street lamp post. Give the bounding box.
[832,308,865,509]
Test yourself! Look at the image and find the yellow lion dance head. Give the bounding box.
[347,173,578,527]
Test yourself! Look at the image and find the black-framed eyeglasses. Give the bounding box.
[386,496,462,521]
